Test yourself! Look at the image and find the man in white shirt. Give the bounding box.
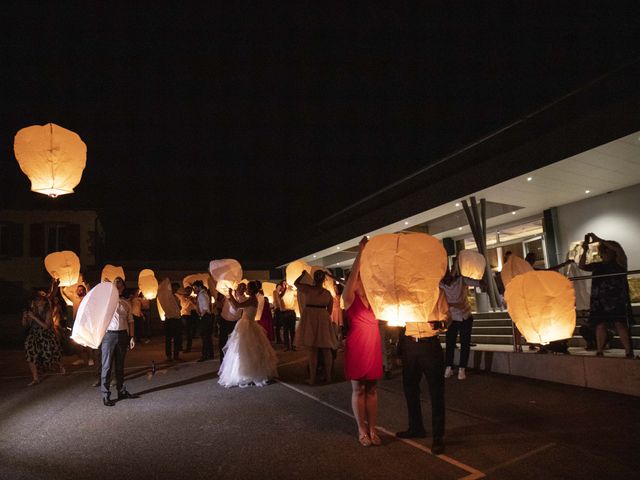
[396,290,448,455]
[278,281,297,351]
[192,281,213,362]
[101,277,136,407]
[219,282,246,361]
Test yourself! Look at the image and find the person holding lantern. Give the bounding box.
[100,277,136,406]
[218,282,246,361]
[342,236,383,446]
[294,270,336,385]
[218,281,278,387]
[23,290,66,385]
[441,259,482,380]
[579,233,634,358]
[396,289,448,455]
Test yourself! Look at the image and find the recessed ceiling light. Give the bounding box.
[527,177,532,181]
[404,221,409,225]
[455,202,460,207]
[511,211,516,215]
[336,262,340,265]
[585,190,590,194]
[458,227,462,230]
[336,246,340,250]
[313,255,316,258]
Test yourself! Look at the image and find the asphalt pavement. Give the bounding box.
[1,336,638,480]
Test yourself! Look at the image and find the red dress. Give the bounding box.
[344,295,383,381]
[258,302,275,341]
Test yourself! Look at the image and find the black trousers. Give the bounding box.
[445,316,473,368]
[101,330,129,398]
[273,310,283,343]
[219,318,237,360]
[133,315,144,342]
[200,313,214,359]
[182,313,198,351]
[164,317,183,359]
[281,310,296,349]
[400,335,445,439]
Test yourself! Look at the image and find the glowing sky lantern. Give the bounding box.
[209,259,243,295]
[71,282,119,348]
[138,269,159,300]
[101,264,125,283]
[14,123,87,198]
[182,273,211,289]
[44,250,80,287]
[505,270,576,345]
[262,282,277,303]
[457,250,486,280]
[157,278,180,320]
[360,233,447,326]
[501,255,533,287]
[286,260,311,286]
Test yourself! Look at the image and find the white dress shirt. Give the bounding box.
[196,289,211,316]
[107,298,134,331]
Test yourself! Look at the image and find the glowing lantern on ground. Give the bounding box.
[71,282,119,348]
[501,256,533,287]
[44,251,80,287]
[14,123,87,197]
[157,278,179,321]
[138,269,159,300]
[262,282,277,303]
[101,264,125,283]
[504,270,576,345]
[286,260,311,286]
[360,233,447,326]
[457,250,486,280]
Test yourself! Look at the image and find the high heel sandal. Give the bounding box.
[358,433,372,447]
[369,431,382,446]
[27,379,41,386]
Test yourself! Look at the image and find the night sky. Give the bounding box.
[1,1,638,266]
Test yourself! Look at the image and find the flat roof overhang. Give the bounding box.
[281,59,640,268]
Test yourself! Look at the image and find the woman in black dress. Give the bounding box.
[579,233,634,358]
[23,290,65,385]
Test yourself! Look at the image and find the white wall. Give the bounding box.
[556,184,640,270]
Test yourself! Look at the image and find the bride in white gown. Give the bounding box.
[218,281,278,388]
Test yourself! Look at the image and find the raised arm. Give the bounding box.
[343,236,368,310]
[293,273,313,294]
[591,233,627,269]
[578,234,595,271]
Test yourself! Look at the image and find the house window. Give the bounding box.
[0,222,25,257]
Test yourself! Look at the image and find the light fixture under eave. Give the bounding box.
[527,177,532,181]
[512,211,516,215]
[14,123,87,198]
[455,202,460,207]
[585,190,591,194]
[404,221,409,225]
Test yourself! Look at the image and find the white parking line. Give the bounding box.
[277,380,486,480]
[482,443,555,475]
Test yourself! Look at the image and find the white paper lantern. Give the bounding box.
[500,255,533,287]
[360,233,447,326]
[505,270,576,345]
[44,250,80,287]
[101,264,125,283]
[457,250,486,280]
[262,282,277,303]
[70,282,119,348]
[209,259,243,282]
[286,260,311,286]
[157,278,180,320]
[138,269,159,300]
[215,279,238,295]
[14,123,87,197]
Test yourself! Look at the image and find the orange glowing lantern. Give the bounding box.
[286,260,311,286]
[360,233,447,326]
[500,255,533,287]
[457,250,486,280]
[138,269,159,300]
[262,282,277,303]
[504,270,576,345]
[44,250,80,287]
[157,278,179,321]
[14,123,87,197]
[101,264,125,283]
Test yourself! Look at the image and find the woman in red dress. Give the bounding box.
[343,236,383,446]
[258,296,275,342]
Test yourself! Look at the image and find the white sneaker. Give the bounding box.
[444,366,453,378]
[88,359,95,366]
[457,368,466,380]
[72,359,85,366]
